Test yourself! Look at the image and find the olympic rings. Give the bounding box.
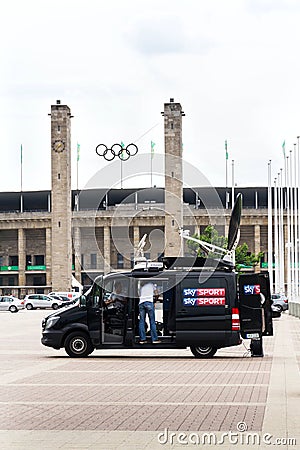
[95,143,138,161]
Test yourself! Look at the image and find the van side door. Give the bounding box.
[86,281,102,346]
[176,273,234,346]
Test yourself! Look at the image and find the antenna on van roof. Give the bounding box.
[180,194,242,266]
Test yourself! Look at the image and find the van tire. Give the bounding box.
[64,332,93,358]
[190,345,217,358]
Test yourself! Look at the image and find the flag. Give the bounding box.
[225,140,228,160]
[77,143,80,161]
[282,140,286,157]
[151,140,155,159]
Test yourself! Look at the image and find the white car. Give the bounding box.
[24,294,64,310]
[0,296,25,313]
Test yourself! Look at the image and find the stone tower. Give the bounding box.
[50,100,72,291]
[163,98,184,257]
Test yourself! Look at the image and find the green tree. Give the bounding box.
[235,242,263,269]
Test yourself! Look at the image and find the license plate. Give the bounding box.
[246,333,260,339]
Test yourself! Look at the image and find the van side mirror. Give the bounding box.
[79,295,87,307]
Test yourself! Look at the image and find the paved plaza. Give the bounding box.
[0,309,299,449]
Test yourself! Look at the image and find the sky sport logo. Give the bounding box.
[182,288,226,306]
[157,422,297,446]
[243,284,260,295]
[183,288,226,297]
[183,297,225,306]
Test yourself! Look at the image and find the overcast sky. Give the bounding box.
[1,0,300,192]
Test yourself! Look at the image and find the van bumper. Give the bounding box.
[41,330,64,349]
[176,330,241,348]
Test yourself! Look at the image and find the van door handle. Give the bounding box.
[179,309,188,314]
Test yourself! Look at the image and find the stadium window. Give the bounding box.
[117,253,124,269]
[91,253,97,269]
[34,255,44,266]
[9,256,18,266]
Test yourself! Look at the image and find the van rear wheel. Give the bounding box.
[190,345,217,359]
[64,332,94,358]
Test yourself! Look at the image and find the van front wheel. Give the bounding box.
[64,332,94,358]
[190,345,217,359]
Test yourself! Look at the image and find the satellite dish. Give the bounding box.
[227,193,242,251]
[134,234,147,259]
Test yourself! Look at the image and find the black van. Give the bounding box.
[41,195,274,358]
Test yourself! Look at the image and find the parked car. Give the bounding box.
[49,293,74,306]
[24,294,64,310]
[271,303,282,318]
[0,296,24,313]
[271,293,289,312]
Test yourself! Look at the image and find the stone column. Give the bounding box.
[73,227,81,284]
[103,226,111,274]
[194,225,200,236]
[18,228,26,286]
[46,228,52,287]
[254,224,261,273]
[164,98,184,257]
[50,100,72,291]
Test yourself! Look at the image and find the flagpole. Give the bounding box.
[76,143,79,192]
[20,144,23,213]
[231,159,235,209]
[296,136,300,302]
[268,160,273,292]
[289,151,294,299]
[150,146,153,187]
[225,140,228,188]
[274,177,279,293]
[20,144,23,192]
[286,157,291,301]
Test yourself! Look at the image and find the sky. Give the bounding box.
[1,0,300,192]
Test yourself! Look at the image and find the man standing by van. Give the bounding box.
[139,280,160,344]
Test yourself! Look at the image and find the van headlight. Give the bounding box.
[45,316,60,330]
